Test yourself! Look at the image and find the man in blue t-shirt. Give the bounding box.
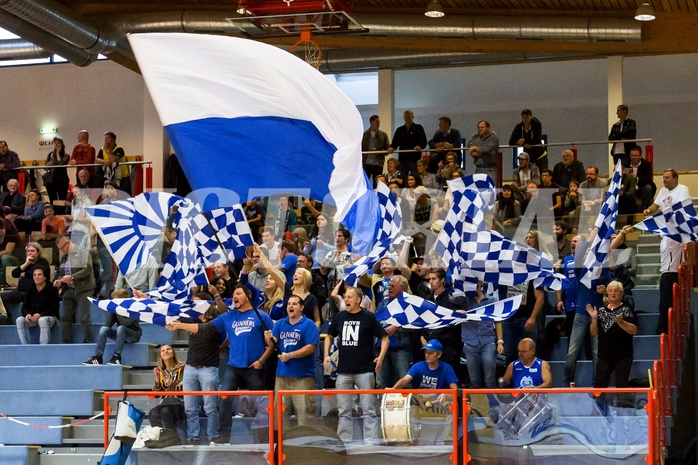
[265,294,319,426]
[168,284,274,440]
[393,339,459,390]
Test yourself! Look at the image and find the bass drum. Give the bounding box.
[380,393,420,444]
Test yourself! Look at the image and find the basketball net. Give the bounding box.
[291,30,322,69]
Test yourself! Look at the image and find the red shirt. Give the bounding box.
[70,144,96,175]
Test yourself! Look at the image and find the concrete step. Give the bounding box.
[0,343,154,367]
[38,448,103,465]
[635,274,661,287]
[637,263,660,275]
[635,253,660,265]
[637,234,660,245]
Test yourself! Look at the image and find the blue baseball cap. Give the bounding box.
[422,339,443,352]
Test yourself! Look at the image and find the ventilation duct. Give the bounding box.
[0,37,47,60]
[0,9,93,66]
[318,49,595,73]
[352,15,641,42]
[0,0,121,54]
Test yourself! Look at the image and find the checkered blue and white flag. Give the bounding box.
[86,192,185,276]
[89,297,218,326]
[153,215,210,301]
[191,205,255,265]
[634,197,698,243]
[580,161,622,288]
[344,182,402,286]
[375,292,522,329]
[459,223,564,290]
[434,182,487,275]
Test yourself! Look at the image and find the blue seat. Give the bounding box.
[0,342,152,367]
[1,390,98,416]
[0,416,64,445]
[0,365,124,390]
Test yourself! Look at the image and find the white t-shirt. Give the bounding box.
[653,183,690,210]
[261,241,280,265]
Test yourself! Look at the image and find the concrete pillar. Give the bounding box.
[142,87,170,190]
[607,56,623,175]
[378,69,395,170]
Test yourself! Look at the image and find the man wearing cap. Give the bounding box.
[501,338,552,389]
[392,339,459,390]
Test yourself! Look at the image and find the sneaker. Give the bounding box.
[187,438,200,445]
[107,354,121,365]
[82,356,102,366]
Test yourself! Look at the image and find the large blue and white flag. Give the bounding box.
[375,292,522,329]
[89,297,215,326]
[634,197,698,243]
[580,161,622,288]
[86,192,183,276]
[129,33,379,253]
[343,182,402,286]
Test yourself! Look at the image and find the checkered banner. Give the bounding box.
[86,192,186,276]
[634,197,698,243]
[191,205,255,265]
[375,292,523,329]
[580,161,622,289]
[344,182,402,286]
[459,223,563,290]
[89,297,218,326]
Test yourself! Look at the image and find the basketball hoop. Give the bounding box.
[291,29,322,69]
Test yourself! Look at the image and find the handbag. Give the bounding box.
[42,169,54,186]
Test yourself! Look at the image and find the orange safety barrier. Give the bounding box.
[275,388,459,465]
[460,387,657,464]
[103,390,275,463]
[652,359,666,450]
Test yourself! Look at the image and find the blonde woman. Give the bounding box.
[148,344,186,445]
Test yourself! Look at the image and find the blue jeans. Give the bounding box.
[336,372,379,443]
[502,317,537,366]
[563,311,598,386]
[16,315,55,344]
[375,348,411,389]
[464,340,497,388]
[97,244,113,298]
[95,325,140,357]
[183,366,220,441]
[218,365,264,436]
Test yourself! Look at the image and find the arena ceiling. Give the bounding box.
[0,0,697,72]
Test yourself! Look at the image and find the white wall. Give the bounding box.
[0,60,147,169]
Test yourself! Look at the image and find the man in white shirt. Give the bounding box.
[643,169,690,334]
[260,227,280,266]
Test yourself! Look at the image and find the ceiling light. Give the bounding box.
[425,0,444,18]
[634,2,655,21]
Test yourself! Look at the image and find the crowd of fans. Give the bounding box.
[0,106,669,447]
